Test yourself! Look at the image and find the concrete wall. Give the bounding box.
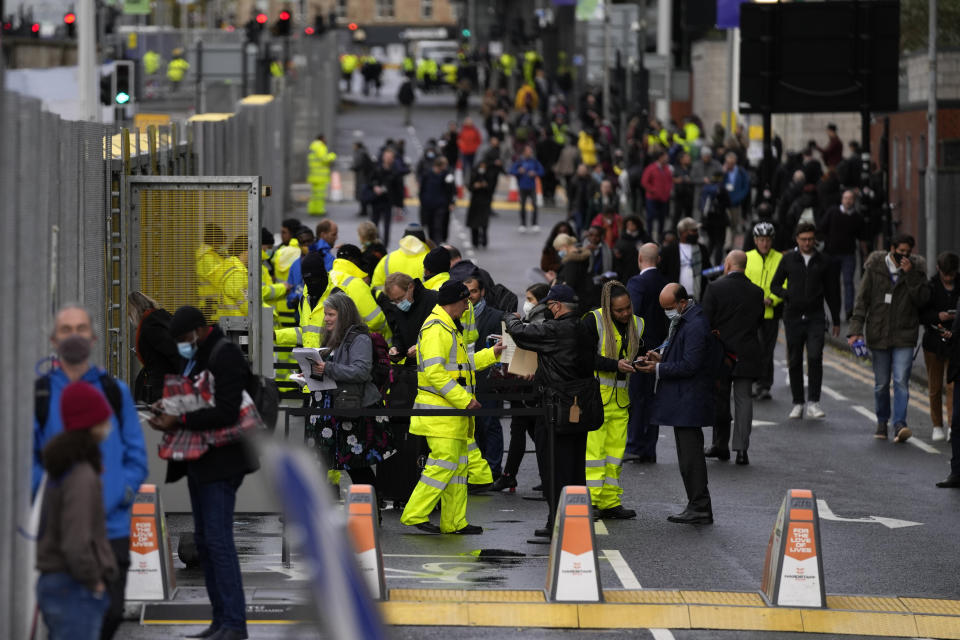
[902,50,960,107]
[1,37,77,69]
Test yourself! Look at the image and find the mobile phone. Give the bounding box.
[632,357,647,366]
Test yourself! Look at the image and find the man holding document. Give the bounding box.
[400,280,504,534]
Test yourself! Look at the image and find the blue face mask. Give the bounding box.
[177,339,197,360]
[394,298,412,312]
[558,250,568,259]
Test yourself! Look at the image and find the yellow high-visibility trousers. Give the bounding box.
[585,404,629,509]
[400,436,469,533]
[466,437,493,485]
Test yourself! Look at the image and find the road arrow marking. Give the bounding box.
[265,564,313,581]
[752,420,778,427]
[817,499,923,529]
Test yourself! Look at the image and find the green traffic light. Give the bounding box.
[115,92,130,104]
[462,29,471,37]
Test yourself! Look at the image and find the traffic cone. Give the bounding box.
[330,171,343,203]
[535,176,544,207]
[507,175,519,203]
[455,160,464,200]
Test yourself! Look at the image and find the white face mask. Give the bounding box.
[523,301,535,317]
[664,308,680,320]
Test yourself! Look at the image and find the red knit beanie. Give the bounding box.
[60,381,113,432]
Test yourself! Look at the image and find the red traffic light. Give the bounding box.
[31,22,40,33]
[279,10,291,21]
[255,12,268,24]
[348,22,358,31]
[64,12,76,24]
[304,26,315,35]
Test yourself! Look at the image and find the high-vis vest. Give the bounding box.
[411,306,498,440]
[370,243,429,292]
[745,249,784,320]
[328,258,387,334]
[591,309,643,406]
[270,241,301,318]
[167,57,189,83]
[424,272,478,347]
[308,139,337,183]
[217,256,249,319]
[275,280,336,349]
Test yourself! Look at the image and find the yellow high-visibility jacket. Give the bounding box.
[275,280,336,348]
[196,244,224,315]
[216,256,248,319]
[328,258,387,334]
[270,240,301,317]
[578,131,597,166]
[745,249,784,320]
[424,272,478,347]
[308,139,337,183]
[167,57,189,83]
[370,235,429,292]
[411,305,499,440]
[590,308,643,406]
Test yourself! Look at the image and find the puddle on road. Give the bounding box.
[384,548,547,586]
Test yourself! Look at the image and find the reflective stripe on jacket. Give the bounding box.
[745,249,784,320]
[591,308,643,406]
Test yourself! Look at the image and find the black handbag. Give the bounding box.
[549,377,603,434]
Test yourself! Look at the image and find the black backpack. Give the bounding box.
[208,338,280,431]
[35,372,125,431]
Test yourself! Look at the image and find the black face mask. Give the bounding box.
[304,274,328,294]
[685,233,699,244]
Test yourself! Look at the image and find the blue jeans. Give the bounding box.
[187,472,247,634]
[37,572,110,640]
[872,347,914,426]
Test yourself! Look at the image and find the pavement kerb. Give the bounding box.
[380,589,960,637]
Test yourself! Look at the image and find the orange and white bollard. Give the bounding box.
[330,171,343,202]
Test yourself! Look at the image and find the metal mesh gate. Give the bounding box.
[125,176,264,374]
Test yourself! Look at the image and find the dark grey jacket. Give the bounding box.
[325,326,381,407]
[849,251,930,350]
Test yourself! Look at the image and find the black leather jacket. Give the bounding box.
[503,310,594,388]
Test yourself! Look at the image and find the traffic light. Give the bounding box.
[348,22,358,31]
[275,10,291,37]
[99,74,112,106]
[304,26,315,35]
[114,61,134,105]
[245,15,265,43]
[313,14,325,35]
[255,12,268,25]
[461,28,471,38]
[29,22,39,37]
[64,12,76,38]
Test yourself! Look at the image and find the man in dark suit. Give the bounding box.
[625,243,670,462]
[702,250,765,465]
[636,283,722,524]
[658,217,713,301]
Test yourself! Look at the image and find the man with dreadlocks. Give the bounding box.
[579,281,644,519]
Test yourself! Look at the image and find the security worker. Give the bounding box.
[441,60,458,87]
[196,224,226,320]
[370,225,430,293]
[581,281,643,519]
[275,252,335,350]
[416,57,429,88]
[499,52,516,85]
[261,227,289,309]
[745,222,783,400]
[522,50,541,85]
[400,280,503,534]
[270,219,304,324]
[269,59,284,78]
[307,134,337,217]
[215,238,250,320]
[167,48,189,84]
[425,58,439,90]
[402,55,415,78]
[340,53,359,92]
[143,50,161,76]
[422,248,489,488]
[328,244,387,335]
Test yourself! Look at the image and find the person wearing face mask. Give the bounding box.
[466,160,496,249]
[770,222,842,421]
[196,224,227,320]
[32,305,148,640]
[128,291,181,403]
[36,381,119,640]
[327,244,387,336]
[553,232,591,301]
[492,284,550,492]
[659,217,713,301]
[848,234,930,442]
[919,252,960,442]
[634,283,722,525]
[275,251,335,353]
[612,215,647,283]
[150,306,259,640]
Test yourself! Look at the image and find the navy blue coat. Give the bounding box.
[627,267,670,349]
[650,303,723,427]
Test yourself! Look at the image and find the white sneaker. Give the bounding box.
[789,404,804,419]
[806,402,826,419]
[948,427,953,442]
[518,225,527,233]
[531,224,541,232]
[932,426,946,442]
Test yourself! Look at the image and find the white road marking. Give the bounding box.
[821,385,848,401]
[601,549,641,589]
[852,405,939,453]
[752,420,778,427]
[817,499,923,529]
[594,519,608,535]
[650,629,676,640]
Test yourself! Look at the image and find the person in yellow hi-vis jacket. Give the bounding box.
[196,224,226,320]
[400,281,503,534]
[371,226,430,293]
[274,252,334,350]
[307,134,337,217]
[216,239,251,320]
[327,244,388,337]
[580,281,644,519]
